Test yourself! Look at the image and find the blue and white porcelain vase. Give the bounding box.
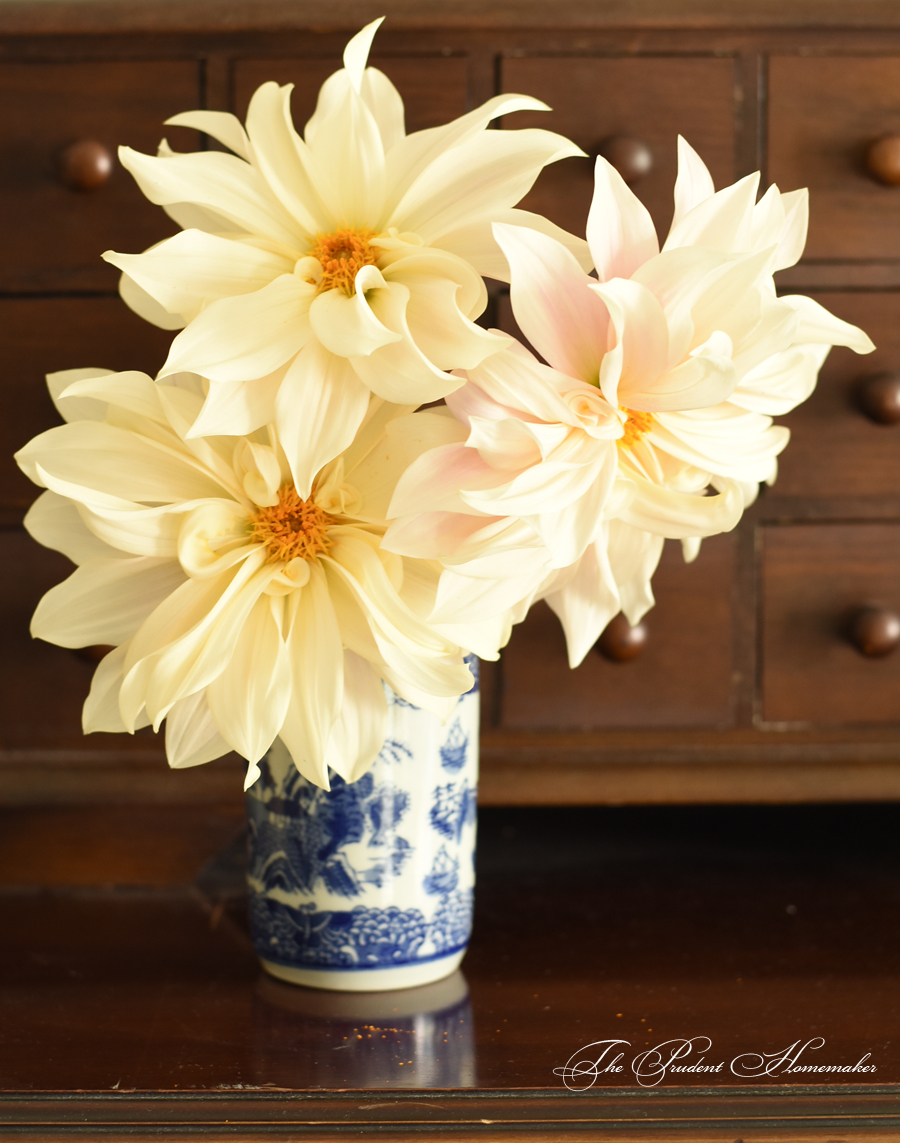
[245,659,479,991]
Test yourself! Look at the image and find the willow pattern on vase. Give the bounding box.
[246,657,479,990]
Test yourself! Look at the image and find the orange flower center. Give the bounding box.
[618,408,655,450]
[250,486,335,564]
[308,227,379,295]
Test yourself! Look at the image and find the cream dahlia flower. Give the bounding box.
[15,369,484,789]
[386,139,874,666]
[103,18,586,495]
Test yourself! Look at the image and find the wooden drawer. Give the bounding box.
[0,62,199,292]
[0,298,173,511]
[761,523,900,725]
[0,528,161,757]
[499,56,736,246]
[499,533,736,730]
[769,56,900,262]
[233,56,468,131]
[769,291,900,502]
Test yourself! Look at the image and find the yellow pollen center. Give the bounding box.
[250,486,335,564]
[618,408,655,450]
[309,227,378,295]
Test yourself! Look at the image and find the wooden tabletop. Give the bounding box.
[2,800,899,1139]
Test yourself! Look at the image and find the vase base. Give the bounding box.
[259,949,466,992]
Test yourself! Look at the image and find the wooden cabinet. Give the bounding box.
[3,2,900,806]
[0,62,199,292]
[769,56,900,262]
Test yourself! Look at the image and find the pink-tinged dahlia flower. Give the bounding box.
[103,19,587,499]
[385,139,874,667]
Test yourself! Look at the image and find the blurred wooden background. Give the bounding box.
[3,0,900,807]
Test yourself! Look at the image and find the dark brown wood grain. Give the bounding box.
[769,56,900,262]
[500,536,735,731]
[0,61,200,293]
[761,523,900,725]
[2,802,900,1136]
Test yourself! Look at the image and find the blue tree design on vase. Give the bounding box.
[247,754,413,899]
[430,780,477,843]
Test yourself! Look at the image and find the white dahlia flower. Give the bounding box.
[103,18,586,496]
[386,139,874,667]
[15,369,485,789]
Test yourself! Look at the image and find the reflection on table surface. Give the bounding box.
[1,802,900,1092]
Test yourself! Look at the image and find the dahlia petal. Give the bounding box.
[207,593,292,767]
[18,422,225,504]
[166,109,251,161]
[619,473,743,539]
[306,82,386,227]
[275,341,370,499]
[526,450,616,565]
[544,539,620,668]
[626,333,736,413]
[774,188,808,272]
[494,222,609,384]
[607,519,665,627]
[389,128,584,245]
[592,278,670,409]
[349,409,467,522]
[362,68,406,153]
[119,271,187,330]
[343,17,383,91]
[59,370,168,427]
[663,171,760,255]
[382,92,554,215]
[165,689,233,769]
[278,569,342,787]
[436,207,592,281]
[308,268,402,358]
[31,556,186,649]
[587,157,659,283]
[24,491,121,565]
[732,344,829,415]
[245,82,330,235]
[389,265,506,371]
[351,282,464,403]
[104,230,292,317]
[83,643,151,734]
[431,560,547,626]
[119,551,275,731]
[671,136,715,230]
[117,147,303,249]
[324,651,389,784]
[187,370,283,438]
[160,273,314,383]
[388,442,502,519]
[45,367,117,425]
[781,294,875,354]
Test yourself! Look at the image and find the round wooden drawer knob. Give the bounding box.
[857,371,900,424]
[57,139,114,191]
[865,135,900,186]
[849,606,900,657]
[597,135,653,184]
[596,613,648,662]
